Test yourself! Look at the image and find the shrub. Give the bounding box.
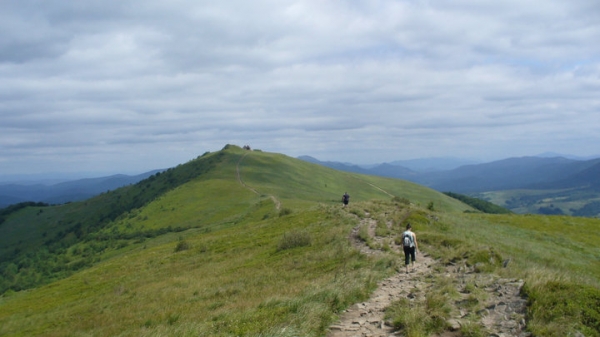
[277,231,311,251]
[386,298,432,336]
[467,248,502,273]
[279,208,293,217]
[460,321,487,337]
[392,196,410,205]
[349,208,365,217]
[174,239,191,252]
[374,220,390,237]
[167,313,180,325]
[357,226,372,246]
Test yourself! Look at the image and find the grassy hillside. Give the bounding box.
[1,145,598,337]
[0,145,469,294]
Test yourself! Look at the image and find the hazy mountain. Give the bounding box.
[301,156,480,173]
[368,163,416,179]
[4,152,599,215]
[528,159,600,190]
[297,156,370,174]
[536,152,600,161]
[420,156,582,193]
[300,155,600,216]
[426,156,600,193]
[300,155,600,193]
[0,169,163,208]
[389,157,480,172]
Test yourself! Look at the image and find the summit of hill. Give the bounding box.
[0,145,598,337]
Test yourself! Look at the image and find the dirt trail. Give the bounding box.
[329,252,435,336]
[236,152,281,211]
[236,153,259,195]
[328,214,529,337]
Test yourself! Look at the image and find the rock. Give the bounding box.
[477,308,488,315]
[352,318,367,326]
[447,318,462,331]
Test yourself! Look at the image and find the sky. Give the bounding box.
[2,0,600,177]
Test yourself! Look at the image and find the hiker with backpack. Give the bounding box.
[342,192,350,207]
[401,223,419,273]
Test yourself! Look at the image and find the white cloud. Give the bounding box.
[1,0,600,176]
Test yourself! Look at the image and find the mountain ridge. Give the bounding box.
[3,151,599,216]
[1,145,598,337]
[0,145,472,294]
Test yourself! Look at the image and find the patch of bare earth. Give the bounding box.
[328,214,529,337]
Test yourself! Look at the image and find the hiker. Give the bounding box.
[342,192,350,207]
[401,223,418,273]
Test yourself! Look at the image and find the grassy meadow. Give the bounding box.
[0,145,599,336]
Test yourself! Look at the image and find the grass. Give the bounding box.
[1,146,599,336]
[418,211,600,336]
[372,196,600,337]
[0,202,391,337]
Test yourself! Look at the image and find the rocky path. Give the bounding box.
[327,214,529,337]
[329,253,435,336]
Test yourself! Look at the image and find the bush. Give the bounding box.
[357,226,371,244]
[392,196,410,205]
[277,231,311,251]
[279,208,293,217]
[174,239,191,252]
[385,298,442,336]
[467,248,502,273]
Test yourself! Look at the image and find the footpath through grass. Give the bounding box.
[418,211,600,337]
[0,203,396,337]
[1,198,599,336]
[1,145,598,336]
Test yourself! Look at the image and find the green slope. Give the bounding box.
[0,145,470,294]
[1,145,598,337]
[234,147,472,211]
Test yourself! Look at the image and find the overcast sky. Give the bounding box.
[2,0,600,177]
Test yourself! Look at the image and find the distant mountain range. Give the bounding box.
[3,153,600,216]
[299,155,600,193]
[299,155,600,216]
[0,170,163,208]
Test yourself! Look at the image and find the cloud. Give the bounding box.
[1,0,600,176]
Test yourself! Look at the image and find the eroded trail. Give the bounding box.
[329,252,435,336]
[328,213,529,337]
[236,152,281,211]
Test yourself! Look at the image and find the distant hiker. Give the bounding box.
[342,192,350,207]
[401,223,418,274]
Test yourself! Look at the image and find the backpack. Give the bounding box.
[402,231,414,248]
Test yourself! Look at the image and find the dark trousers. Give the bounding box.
[403,246,416,265]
